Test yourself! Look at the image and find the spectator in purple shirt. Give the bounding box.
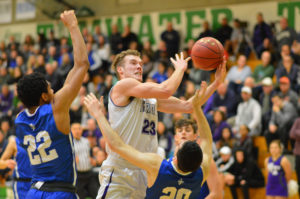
[211,109,232,142]
[0,85,13,117]
[83,118,103,148]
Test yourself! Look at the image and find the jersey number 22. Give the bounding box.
[24,131,59,165]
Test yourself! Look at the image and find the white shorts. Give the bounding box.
[96,165,147,199]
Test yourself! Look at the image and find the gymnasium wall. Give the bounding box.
[0,0,299,47]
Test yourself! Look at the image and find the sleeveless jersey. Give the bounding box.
[146,159,204,199]
[103,90,158,169]
[13,137,32,179]
[15,104,77,185]
[266,156,288,197]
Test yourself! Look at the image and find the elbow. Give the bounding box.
[75,59,89,68]
[159,88,173,99]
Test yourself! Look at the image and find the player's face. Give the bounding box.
[269,142,282,157]
[121,55,143,82]
[43,82,54,104]
[175,125,197,146]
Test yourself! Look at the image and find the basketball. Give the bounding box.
[191,37,224,71]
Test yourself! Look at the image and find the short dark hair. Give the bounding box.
[175,119,197,134]
[17,72,48,108]
[177,141,203,172]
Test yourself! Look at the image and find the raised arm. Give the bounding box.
[157,58,227,113]
[53,10,89,110]
[84,93,162,186]
[113,53,189,102]
[193,82,213,181]
[0,136,16,170]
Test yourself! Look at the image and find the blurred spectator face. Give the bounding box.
[175,124,197,145]
[221,17,228,26]
[105,74,113,87]
[158,63,166,74]
[281,45,290,56]
[0,41,5,50]
[98,35,105,46]
[1,85,9,96]
[269,141,282,157]
[87,34,94,43]
[1,52,7,60]
[167,66,174,77]
[71,123,83,140]
[280,18,288,30]
[142,54,150,63]
[37,55,45,66]
[61,37,68,45]
[167,22,173,32]
[112,24,118,34]
[239,125,249,138]
[16,56,23,66]
[203,21,209,30]
[222,128,231,140]
[186,81,195,97]
[272,96,283,108]
[237,55,247,67]
[256,13,263,24]
[9,36,15,43]
[1,120,10,133]
[62,54,70,65]
[96,149,106,165]
[263,38,270,48]
[233,19,240,28]
[143,41,151,50]
[45,63,54,75]
[241,92,251,101]
[87,119,97,131]
[261,51,271,66]
[217,83,227,96]
[82,28,89,36]
[282,55,293,69]
[158,41,167,51]
[213,110,223,124]
[236,151,245,163]
[124,25,130,34]
[49,46,56,56]
[263,84,273,94]
[10,50,18,59]
[220,153,231,162]
[157,122,165,136]
[0,67,7,76]
[244,77,255,88]
[94,26,101,34]
[279,81,290,93]
[129,41,138,50]
[86,43,92,52]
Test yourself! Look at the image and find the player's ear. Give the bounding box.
[41,92,49,102]
[117,66,124,77]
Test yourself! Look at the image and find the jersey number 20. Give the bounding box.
[24,131,59,165]
[160,187,192,199]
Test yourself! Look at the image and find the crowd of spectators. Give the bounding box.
[0,11,300,198]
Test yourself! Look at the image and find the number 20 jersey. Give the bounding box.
[15,104,77,185]
[146,159,204,199]
[104,94,158,169]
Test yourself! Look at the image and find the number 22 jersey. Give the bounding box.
[15,104,77,185]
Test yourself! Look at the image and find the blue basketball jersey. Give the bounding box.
[198,181,209,199]
[13,137,32,179]
[15,104,77,185]
[145,159,204,199]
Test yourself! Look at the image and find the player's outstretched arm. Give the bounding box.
[0,136,17,170]
[157,58,226,113]
[84,93,162,186]
[114,52,190,100]
[205,159,223,199]
[54,10,89,110]
[192,82,213,181]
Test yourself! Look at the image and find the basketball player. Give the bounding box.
[98,49,226,198]
[15,10,89,199]
[174,120,222,199]
[84,81,212,198]
[0,136,31,199]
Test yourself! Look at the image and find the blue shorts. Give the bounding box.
[26,189,79,199]
[198,181,209,199]
[13,181,31,199]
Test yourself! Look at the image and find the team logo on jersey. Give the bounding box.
[178,178,184,185]
[29,123,35,130]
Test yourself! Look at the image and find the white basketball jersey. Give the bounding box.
[103,91,158,169]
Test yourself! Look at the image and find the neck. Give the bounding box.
[272,154,281,160]
[28,106,39,114]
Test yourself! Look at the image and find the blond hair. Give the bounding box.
[112,49,140,79]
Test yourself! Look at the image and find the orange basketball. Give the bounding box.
[191,37,224,71]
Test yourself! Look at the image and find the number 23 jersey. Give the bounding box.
[104,95,158,168]
[15,104,76,185]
